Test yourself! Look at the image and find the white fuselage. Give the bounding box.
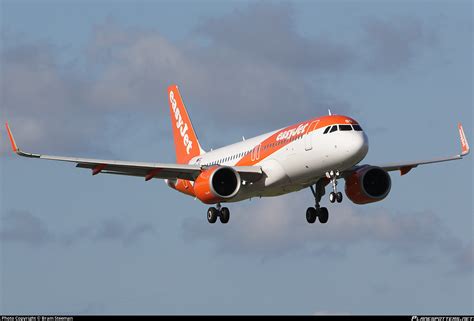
[187,118,369,202]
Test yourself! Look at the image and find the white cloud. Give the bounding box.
[452,242,474,274]
[2,5,437,154]
[361,16,437,72]
[0,209,157,246]
[182,192,470,272]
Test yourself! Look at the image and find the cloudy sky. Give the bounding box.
[1,0,472,315]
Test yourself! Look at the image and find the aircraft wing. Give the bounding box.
[347,123,470,176]
[5,123,263,182]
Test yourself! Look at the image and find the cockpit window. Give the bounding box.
[352,124,363,131]
[323,126,331,134]
[329,125,338,133]
[339,125,352,131]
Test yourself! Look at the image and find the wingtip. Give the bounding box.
[458,122,470,156]
[5,122,19,153]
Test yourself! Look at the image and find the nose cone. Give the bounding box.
[348,132,369,163]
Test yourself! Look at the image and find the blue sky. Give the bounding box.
[1,0,472,315]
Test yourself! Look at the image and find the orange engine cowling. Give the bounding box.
[194,166,241,204]
[344,166,391,204]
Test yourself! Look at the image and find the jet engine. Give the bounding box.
[194,166,241,204]
[344,166,391,204]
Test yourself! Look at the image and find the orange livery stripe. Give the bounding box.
[236,115,358,166]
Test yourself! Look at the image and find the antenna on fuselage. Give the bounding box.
[328,109,332,116]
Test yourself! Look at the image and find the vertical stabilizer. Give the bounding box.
[167,85,205,164]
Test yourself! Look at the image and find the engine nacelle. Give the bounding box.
[194,166,241,204]
[344,166,391,204]
[165,178,195,197]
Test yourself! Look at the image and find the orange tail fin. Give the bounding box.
[167,85,205,164]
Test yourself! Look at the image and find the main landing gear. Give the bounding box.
[306,171,343,224]
[207,203,230,224]
[307,180,329,224]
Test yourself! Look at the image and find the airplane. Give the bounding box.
[5,84,470,224]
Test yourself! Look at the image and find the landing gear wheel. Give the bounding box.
[336,192,343,203]
[306,207,317,224]
[318,207,329,224]
[220,207,230,224]
[329,192,336,203]
[207,207,218,224]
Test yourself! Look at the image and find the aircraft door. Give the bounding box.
[305,121,319,151]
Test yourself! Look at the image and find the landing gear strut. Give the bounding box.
[207,203,230,224]
[326,170,343,203]
[307,180,329,224]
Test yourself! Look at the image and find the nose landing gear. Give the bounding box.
[326,170,343,203]
[306,170,344,224]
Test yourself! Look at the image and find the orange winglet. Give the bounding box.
[458,123,470,156]
[5,122,19,152]
[92,164,107,176]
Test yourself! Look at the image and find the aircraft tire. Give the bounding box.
[220,207,230,224]
[207,207,218,224]
[318,207,329,224]
[306,207,317,224]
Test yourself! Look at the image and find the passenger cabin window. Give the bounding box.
[323,126,331,134]
[353,124,363,131]
[339,125,352,131]
[329,125,338,133]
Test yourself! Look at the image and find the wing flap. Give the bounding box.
[75,162,201,180]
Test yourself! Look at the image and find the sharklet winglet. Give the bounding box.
[458,123,470,156]
[5,122,19,152]
[5,122,41,158]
